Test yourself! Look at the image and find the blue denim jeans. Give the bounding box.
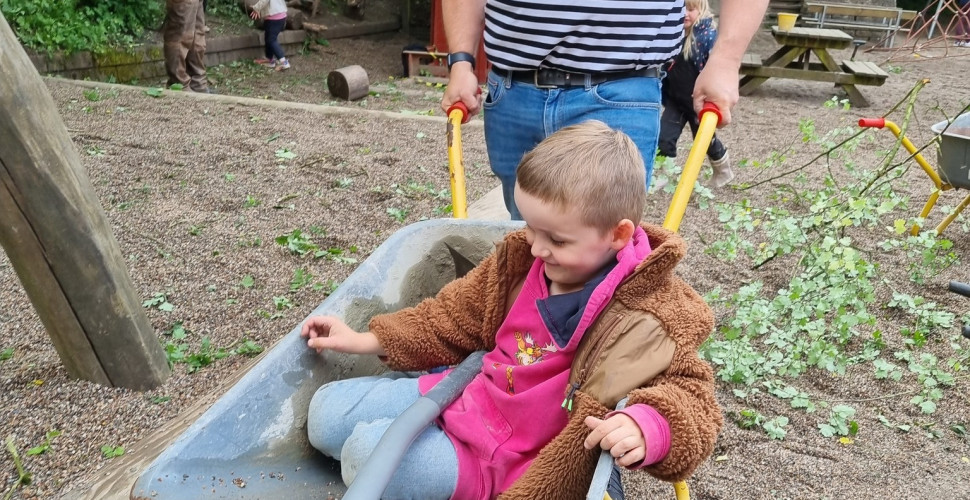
[483,70,663,219]
[263,18,286,61]
[307,374,458,500]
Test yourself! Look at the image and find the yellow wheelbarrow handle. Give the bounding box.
[446,102,470,219]
[663,102,722,233]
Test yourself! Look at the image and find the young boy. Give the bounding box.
[303,121,721,499]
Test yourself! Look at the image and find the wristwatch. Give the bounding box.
[446,51,476,71]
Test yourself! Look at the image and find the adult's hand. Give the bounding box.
[694,0,770,127]
[692,57,740,127]
[441,64,484,116]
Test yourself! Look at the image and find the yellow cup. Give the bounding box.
[777,13,798,31]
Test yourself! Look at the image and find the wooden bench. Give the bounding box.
[840,59,889,86]
[741,52,764,69]
[802,2,908,47]
[402,49,448,79]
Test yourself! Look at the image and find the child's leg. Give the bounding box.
[340,417,458,500]
[657,104,687,158]
[264,18,287,62]
[307,373,418,456]
[307,374,458,500]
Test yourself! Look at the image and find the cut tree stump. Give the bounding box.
[327,65,369,100]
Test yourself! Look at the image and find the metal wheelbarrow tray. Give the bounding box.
[131,219,521,500]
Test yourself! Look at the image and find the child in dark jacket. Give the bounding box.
[658,0,734,188]
[302,121,721,499]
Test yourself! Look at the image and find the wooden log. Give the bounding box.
[286,7,304,30]
[0,13,170,390]
[327,65,370,100]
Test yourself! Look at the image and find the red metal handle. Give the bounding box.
[858,118,885,129]
[447,102,470,124]
[699,102,722,126]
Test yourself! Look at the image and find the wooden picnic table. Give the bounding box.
[739,26,888,107]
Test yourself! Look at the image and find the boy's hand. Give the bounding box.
[300,316,385,356]
[583,414,646,468]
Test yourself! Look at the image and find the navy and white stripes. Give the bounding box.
[484,0,686,72]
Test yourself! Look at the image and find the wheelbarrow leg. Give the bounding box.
[934,191,970,235]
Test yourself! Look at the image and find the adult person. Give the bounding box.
[163,0,210,93]
[440,0,769,219]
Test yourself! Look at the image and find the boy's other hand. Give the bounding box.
[300,316,384,356]
[583,414,646,468]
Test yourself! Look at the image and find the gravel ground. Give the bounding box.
[2,16,970,500]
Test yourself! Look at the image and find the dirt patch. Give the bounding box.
[2,16,970,500]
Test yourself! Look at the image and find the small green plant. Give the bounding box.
[818,405,858,437]
[144,87,164,98]
[83,89,101,102]
[26,430,61,456]
[273,296,294,310]
[4,435,31,499]
[240,275,255,289]
[314,279,341,295]
[233,339,264,356]
[100,445,125,459]
[188,224,204,236]
[387,207,408,223]
[143,292,174,312]
[275,229,319,256]
[244,195,262,208]
[0,349,13,362]
[290,268,313,291]
[314,246,358,264]
[275,148,296,162]
[86,145,105,157]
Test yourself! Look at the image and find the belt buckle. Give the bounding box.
[533,69,557,89]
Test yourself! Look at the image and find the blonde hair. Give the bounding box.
[682,0,716,61]
[515,121,646,233]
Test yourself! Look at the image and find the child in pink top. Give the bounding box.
[304,121,721,499]
[249,0,290,71]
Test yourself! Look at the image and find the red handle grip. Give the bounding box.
[447,102,470,124]
[858,118,885,129]
[699,102,722,126]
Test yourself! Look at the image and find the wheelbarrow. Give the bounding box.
[131,103,721,500]
[858,113,970,235]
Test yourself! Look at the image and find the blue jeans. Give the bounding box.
[263,18,286,61]
[483,70,663,219]
[307,374,458,500]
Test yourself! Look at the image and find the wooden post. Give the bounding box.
[0,13,170,390]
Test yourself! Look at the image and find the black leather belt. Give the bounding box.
[494,66,661,88]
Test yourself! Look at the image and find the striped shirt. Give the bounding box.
[484,0,686,72]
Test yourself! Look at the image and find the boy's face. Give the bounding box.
[514,186,626,294]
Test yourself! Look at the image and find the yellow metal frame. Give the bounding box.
[446,103,717,500]
[860,118,970,235]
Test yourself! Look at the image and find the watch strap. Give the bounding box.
[447,51,476,71]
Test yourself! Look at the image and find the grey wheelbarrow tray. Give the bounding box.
[131,218,522,500]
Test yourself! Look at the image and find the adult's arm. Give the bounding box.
[692,0,769,126]
[440,0,487,116]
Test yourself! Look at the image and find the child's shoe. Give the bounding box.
[710,151,734,188]
[254,57,273,65]
[275,58,291,71]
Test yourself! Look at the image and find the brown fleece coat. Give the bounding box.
[370,224,722,499]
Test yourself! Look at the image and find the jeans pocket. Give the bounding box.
[591,77,662,110]
[483,71,507,110]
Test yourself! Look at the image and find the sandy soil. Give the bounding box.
[2,7,970,499]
